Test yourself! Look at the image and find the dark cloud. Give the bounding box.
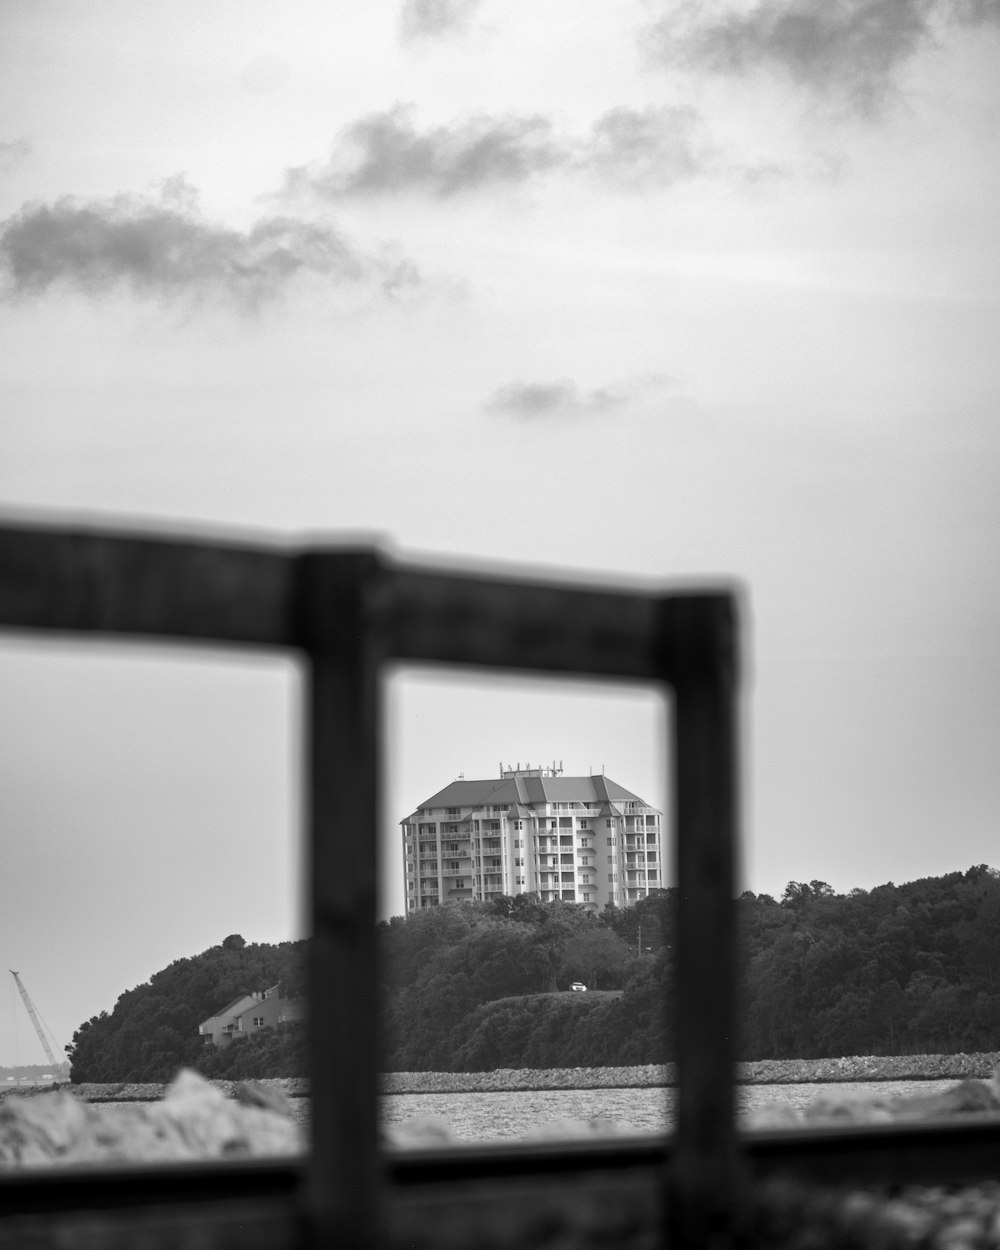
[586,105,710,185]
[646,0,995,116]
[485,381,629,419]
[399,0,485,41]
[949,0,1000,24]
[287,103,718,200]
[0,183,419,309]
[287,105,565,198]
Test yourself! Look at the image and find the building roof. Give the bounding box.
[198,985,280,1032]
[406,772,658,816]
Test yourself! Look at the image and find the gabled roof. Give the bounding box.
[198,985,281,1031]
[201,993,257,1026]
[407,773,657,815]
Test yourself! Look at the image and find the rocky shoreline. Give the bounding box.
[11,1052,997,1103]
[379,1052,1000,1096]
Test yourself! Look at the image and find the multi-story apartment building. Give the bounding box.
[400,764,662,914]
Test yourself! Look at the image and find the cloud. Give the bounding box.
[0,181,419,309]
[646,0,997,116]
[287,105,565,198]
[0,139,31,172]
[586,105,711,186]
[286,104,719,200]
[950,0,1000,24]
[485,375,675,420]
[485,381,618,419]
[399,0,485,41]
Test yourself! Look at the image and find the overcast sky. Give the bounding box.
[1,0,998,1065]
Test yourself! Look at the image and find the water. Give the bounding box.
[90,1079,961,1145]
[380,1080,958,1143]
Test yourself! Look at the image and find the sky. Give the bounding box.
[1,0,998,1065]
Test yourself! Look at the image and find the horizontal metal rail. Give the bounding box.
[5,516,991,1246]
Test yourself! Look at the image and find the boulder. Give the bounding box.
[0,1069,302,1168]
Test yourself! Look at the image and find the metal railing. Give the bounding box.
[0,516,742,1246]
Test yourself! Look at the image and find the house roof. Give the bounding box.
[407,773,657,815]
[198,985,281,1031]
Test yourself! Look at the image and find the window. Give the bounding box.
[252,1016,265,1028]
[605,819,614,828]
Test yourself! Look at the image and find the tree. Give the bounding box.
[66,937,305,1082]
[558,927,632,990]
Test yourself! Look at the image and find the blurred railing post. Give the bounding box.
[662,593,741,1247]
[297,550,386,1249]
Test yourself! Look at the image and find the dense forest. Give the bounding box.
[66,866,1000,1080]
[381,865,1000,1069]
[67,934,306,1083]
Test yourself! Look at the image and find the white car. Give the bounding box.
[570,981,587,992]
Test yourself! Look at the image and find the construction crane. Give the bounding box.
[9,970,59,1068]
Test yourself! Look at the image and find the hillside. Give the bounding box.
[64,866,1000,1080]
[381,867,1000,1071]
[66,934,306,1083]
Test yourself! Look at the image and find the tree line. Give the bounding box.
[380,865,1000,1069]
[67,934,306,1083]
[738,866,1000,1058]
[66,865,1000,1080]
